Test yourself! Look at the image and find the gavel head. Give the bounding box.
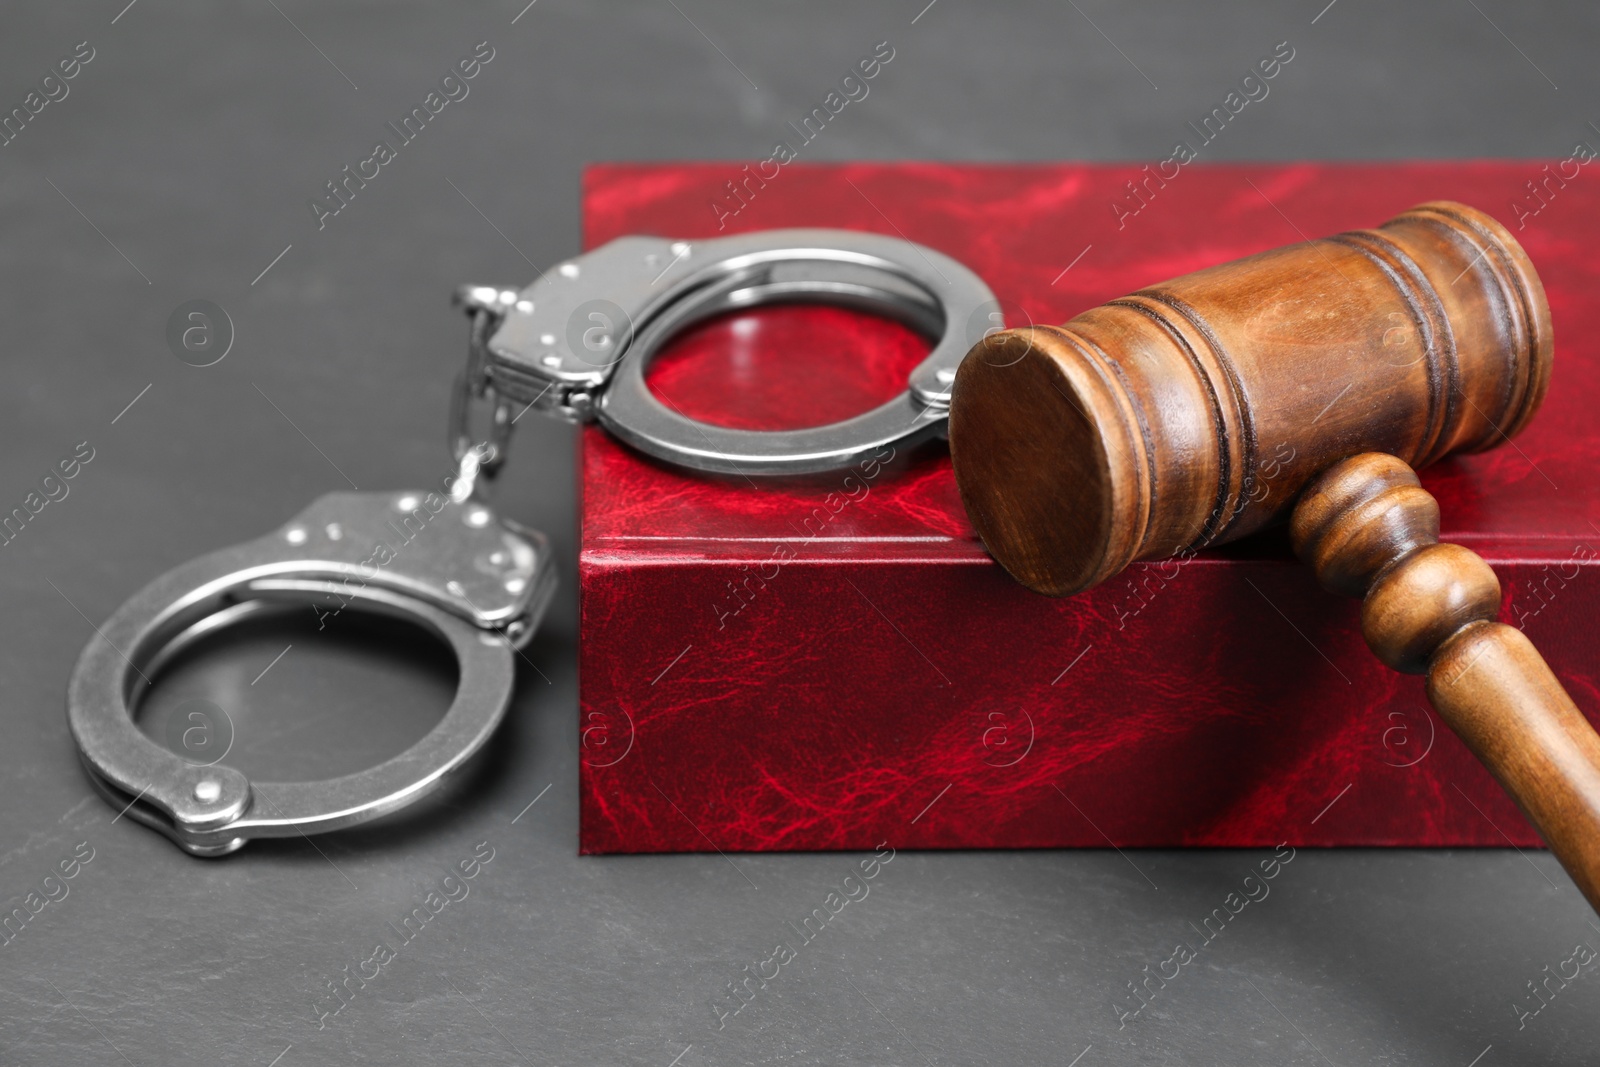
[948,201,1552,596]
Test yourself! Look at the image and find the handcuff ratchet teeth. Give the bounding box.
[70,227,996,855]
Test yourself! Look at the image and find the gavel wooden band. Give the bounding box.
[949,201,1600,913]
[951,201,1549,596]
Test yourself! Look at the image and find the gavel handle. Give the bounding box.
[1292,453,1600,914]
[1429,622,1600,908]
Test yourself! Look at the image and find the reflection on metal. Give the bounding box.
[69,489,555,855]
[464,228,1000,475]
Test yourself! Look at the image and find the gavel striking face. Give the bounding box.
[949,201,1600,914]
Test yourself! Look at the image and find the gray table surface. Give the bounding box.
[3,2,1598,1064]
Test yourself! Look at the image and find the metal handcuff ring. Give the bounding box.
[455,228,1000,475]
[69,228,995,855]
[68,482,555,856]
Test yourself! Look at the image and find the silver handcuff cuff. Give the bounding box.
[68,229,997,855]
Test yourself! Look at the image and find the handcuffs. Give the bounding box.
[68,229,998,854]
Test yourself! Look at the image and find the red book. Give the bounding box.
[578,162,1598,853]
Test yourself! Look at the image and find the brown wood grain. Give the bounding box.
[1293,454,1600,914]
[949,201,1600,913]
[950,201,1551,596]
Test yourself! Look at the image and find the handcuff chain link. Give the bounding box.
[449,285,520,488]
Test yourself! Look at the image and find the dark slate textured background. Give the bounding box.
[0,2,1596,1064]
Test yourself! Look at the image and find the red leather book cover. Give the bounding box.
[577,162,1600,853]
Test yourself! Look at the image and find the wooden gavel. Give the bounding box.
[948,201,1600,913]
